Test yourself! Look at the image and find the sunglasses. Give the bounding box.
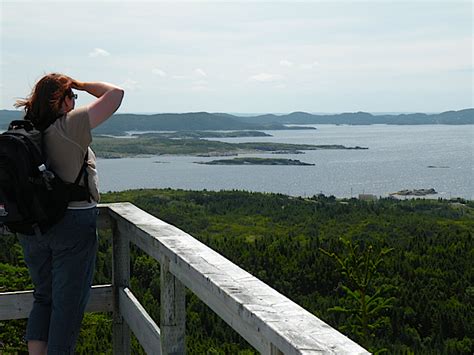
[64,90,77,100]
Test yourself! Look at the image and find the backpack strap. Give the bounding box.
[69,149,92,202]
[37,120,92,203]
[8,120,35,131]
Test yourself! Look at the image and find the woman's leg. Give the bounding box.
[46,208,98,354]
[18,235,53,348]
[27,340,47,355]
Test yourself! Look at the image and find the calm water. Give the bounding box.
[97,125,474,199]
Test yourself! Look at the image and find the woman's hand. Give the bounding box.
[70,78,85,91]
[63,76,124,128]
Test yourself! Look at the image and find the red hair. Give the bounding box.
[15,73,73,130]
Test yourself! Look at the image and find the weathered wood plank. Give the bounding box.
[105,202,370,355]
[112,219,131,355]
[0,285,113,320]
[109,205,271,352]
[119,287,161,355]
[270,343,284,355]
[97,205,112,230]
[87,285,114,314]
[161,256,186,355]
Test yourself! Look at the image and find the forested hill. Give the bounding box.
[1,108,472,134]
[240,108,474,125]
[0,111,301,134]
[1,189,473,354]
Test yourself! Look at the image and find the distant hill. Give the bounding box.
[1,108,472,133]
[0,110,296,134]
[90,112,297,134]
[237,109,474,125]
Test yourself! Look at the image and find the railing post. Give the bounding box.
[112,220,131,355]
[161,256,186,354]
[270,343,284,355]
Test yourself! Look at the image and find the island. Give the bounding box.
[196,158,315,166]
[390,188,438,196]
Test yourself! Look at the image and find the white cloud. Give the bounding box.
[194,68,207,77]
[119,79,140,91]
[249,73,283,82]
[275,84,286,89]
[280,60,293,67]
[171,69,207,80]
[152,68,167,77]
[88,48,110,58]
[2,2,470,113]
[300,61,320,70]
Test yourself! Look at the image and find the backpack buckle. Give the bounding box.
[8,120,35,132]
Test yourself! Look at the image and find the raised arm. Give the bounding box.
[71,80,124,129]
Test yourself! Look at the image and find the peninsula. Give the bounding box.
[196,157,315,166]
[90,135,368,158]
[129,131,273,139]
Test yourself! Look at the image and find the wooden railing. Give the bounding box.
[0,202,370,354]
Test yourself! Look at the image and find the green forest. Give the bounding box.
[1,189,473,354]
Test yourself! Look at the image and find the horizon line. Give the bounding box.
[2,108,473,116]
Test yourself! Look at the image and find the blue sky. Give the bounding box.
[1,1,472,114]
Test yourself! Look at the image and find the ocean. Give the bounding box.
[96,124,474,199]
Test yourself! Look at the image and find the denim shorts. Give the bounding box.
[18,207,98,354]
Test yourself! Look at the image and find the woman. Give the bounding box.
[15,73,124,354]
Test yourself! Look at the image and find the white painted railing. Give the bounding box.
[0,202,370,354]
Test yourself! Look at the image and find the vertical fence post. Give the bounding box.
[161,255,186,354]
[112,220,131,355]
[270,343,284,355]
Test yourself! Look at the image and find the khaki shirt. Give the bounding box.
[43,107,99,208]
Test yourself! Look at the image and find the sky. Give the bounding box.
[0,1,472,114]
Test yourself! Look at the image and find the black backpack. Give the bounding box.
[0,120,91,235]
